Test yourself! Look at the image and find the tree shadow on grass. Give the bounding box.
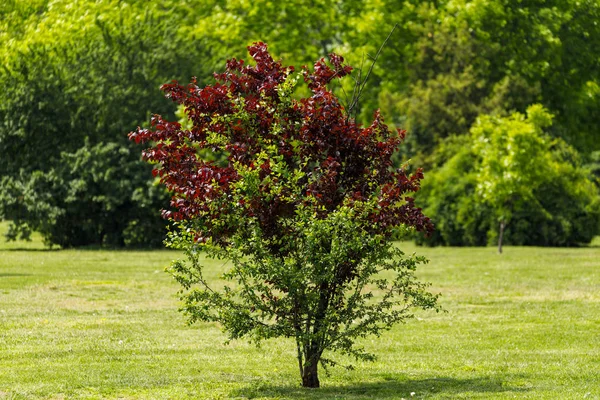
[230,375,531,399]
[1,246,169,252]
[2,247,60,252]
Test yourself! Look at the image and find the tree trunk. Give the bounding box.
[498,220,505,254]
[301,357,320,388]
[299,282,329,388]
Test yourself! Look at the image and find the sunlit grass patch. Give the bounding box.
[1,224,599,399]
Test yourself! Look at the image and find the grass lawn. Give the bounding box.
[0,223,599,399]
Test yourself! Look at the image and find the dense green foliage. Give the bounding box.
[0,0,215,247]
[0,142,168,247]
[1,0,599,248]
[417,106,600,247]
[351,0,600,155]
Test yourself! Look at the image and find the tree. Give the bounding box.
[0,0,218,246]
[413,136,494,247]
[0,142,168,247]
[473,105,554,253]
[416,105,600,249]
[130,43,440,388]
[345,0,600,158]
[189,0,360,65]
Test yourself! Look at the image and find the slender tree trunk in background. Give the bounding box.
[498,220,506,254]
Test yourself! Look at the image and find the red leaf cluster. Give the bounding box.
[129,43,433,243]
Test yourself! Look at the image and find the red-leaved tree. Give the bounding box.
[130,43,439,388]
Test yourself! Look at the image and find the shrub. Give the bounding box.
[130,43,440,387]
[0,142,168,248]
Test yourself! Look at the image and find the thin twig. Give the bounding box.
[347,24,399,119]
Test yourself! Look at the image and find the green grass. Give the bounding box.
[1,223,599,399]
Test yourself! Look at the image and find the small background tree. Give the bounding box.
[130,43,440,388]
[416,105,600,249]
[472,105,555,253]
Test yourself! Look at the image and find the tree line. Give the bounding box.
[1,0,599,247]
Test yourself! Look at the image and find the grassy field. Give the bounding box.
[0,224,599,399]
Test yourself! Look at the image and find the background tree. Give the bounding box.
[0,142,167,247]
[472,105,555,253]
[416,105,600,249]
[130,43,440,388]
[0,0,218,246]
[346,0,600,158]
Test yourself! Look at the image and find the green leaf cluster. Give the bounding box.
[0,142,168,247]
[349,0,600,156]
